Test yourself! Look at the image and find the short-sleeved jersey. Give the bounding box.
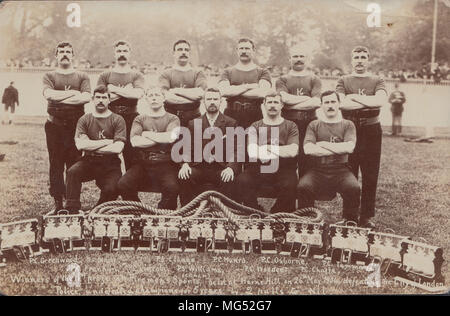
[219,66,272,113]
[304,119,356,164]
[97,70,145,115]
[248,119,299,170]
[42,71,91,119]
[75,112,127,143]
[159,68,207,111]
[130,112,180,164]
[275,73,322,119]
[335,74,386,118]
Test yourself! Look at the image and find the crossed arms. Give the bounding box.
[218,79,271,99]
[247,143,299,161]
[75,135,125,154]
[304,141,355,157]
[107,83,144,102]
[338,90,387,111]
[43,89,91,105]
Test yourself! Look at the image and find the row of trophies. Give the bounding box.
[0,212,445,291]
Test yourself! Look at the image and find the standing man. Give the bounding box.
[1,81,19,124]
[388,83,406,136]
[65,85,126,213]
[336,46,387,228]
[178,88,240,206]
[275,45,321,177]
[218,38,272,129]
[234,91,298,213]
[97,40,145,170]
[43,41,91,212]
[117,87,181,210]
[159,39,207,127]
[297,91,360,224]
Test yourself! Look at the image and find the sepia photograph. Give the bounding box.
[0,0,448,299]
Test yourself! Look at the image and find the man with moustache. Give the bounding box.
[97,40,145,170]
[336,46,387,228]
[218,38,272,129]
[235,91,298,213]
[159,39,207,127]
[42,41,91,212]
[276,45,322,178]
[178,88,240,206]
[297,91,360,224]
[65,85,126,213]
[117,87,181,210]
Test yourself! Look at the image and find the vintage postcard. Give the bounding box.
[0,0,448,299]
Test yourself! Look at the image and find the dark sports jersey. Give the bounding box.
[97,70,145,114]
[75,112,127,144]
[248,119,299,170]
[219,66,272,111]
[159,68,207,111]
[335,74,386,118]
[304,119,356,164]
[130,112,180,164]
[42,71,91,119]
[275,73,322,120]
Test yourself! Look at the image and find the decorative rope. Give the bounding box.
[87,191,323,223]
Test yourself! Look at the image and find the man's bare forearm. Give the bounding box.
[304,143,334,156]
[130,136,157,148]
[219,84,253,97]
[142,131,178,144]
[280,92,312,106]
[164,91,194,104]
[95,141,125,154]
[43,89,77,102]
[317,141,355,155]
[75,138,112,151]
[241,87,270,99]
[111,85,144,99]
[172,88,203,101]
[268,144,299,158]
[350,94,386,108]
[60,92,91,105]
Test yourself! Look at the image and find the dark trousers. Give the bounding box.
[44,120,81,199]
[65,156,122,210]
[117,162,180,210]
[235,167,297,213]
[120,112,139,170]
[224,107,262,129]
[297,165,360,222]
[179,163,235,206]
[391,107,403,135]
[343,123,382,218]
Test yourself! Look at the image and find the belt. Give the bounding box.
[315,155,348,165]
[228,100,258,112]
[282,110,316,121]
[350,116,379,126]
[48,115,79,126]
[110,105,137,115]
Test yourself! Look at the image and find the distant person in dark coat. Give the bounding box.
[2,81,19,124]
[388,83,406,136]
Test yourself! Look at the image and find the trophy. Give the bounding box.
[0,218,41,262]
[329,222,371,265]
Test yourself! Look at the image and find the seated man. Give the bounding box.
[297,90,360,224]
[178,87,240,206]
[65,85,126,214]
[234,91,299,213]
[117,87,180,210]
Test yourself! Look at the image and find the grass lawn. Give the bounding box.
[0,122,449,295]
